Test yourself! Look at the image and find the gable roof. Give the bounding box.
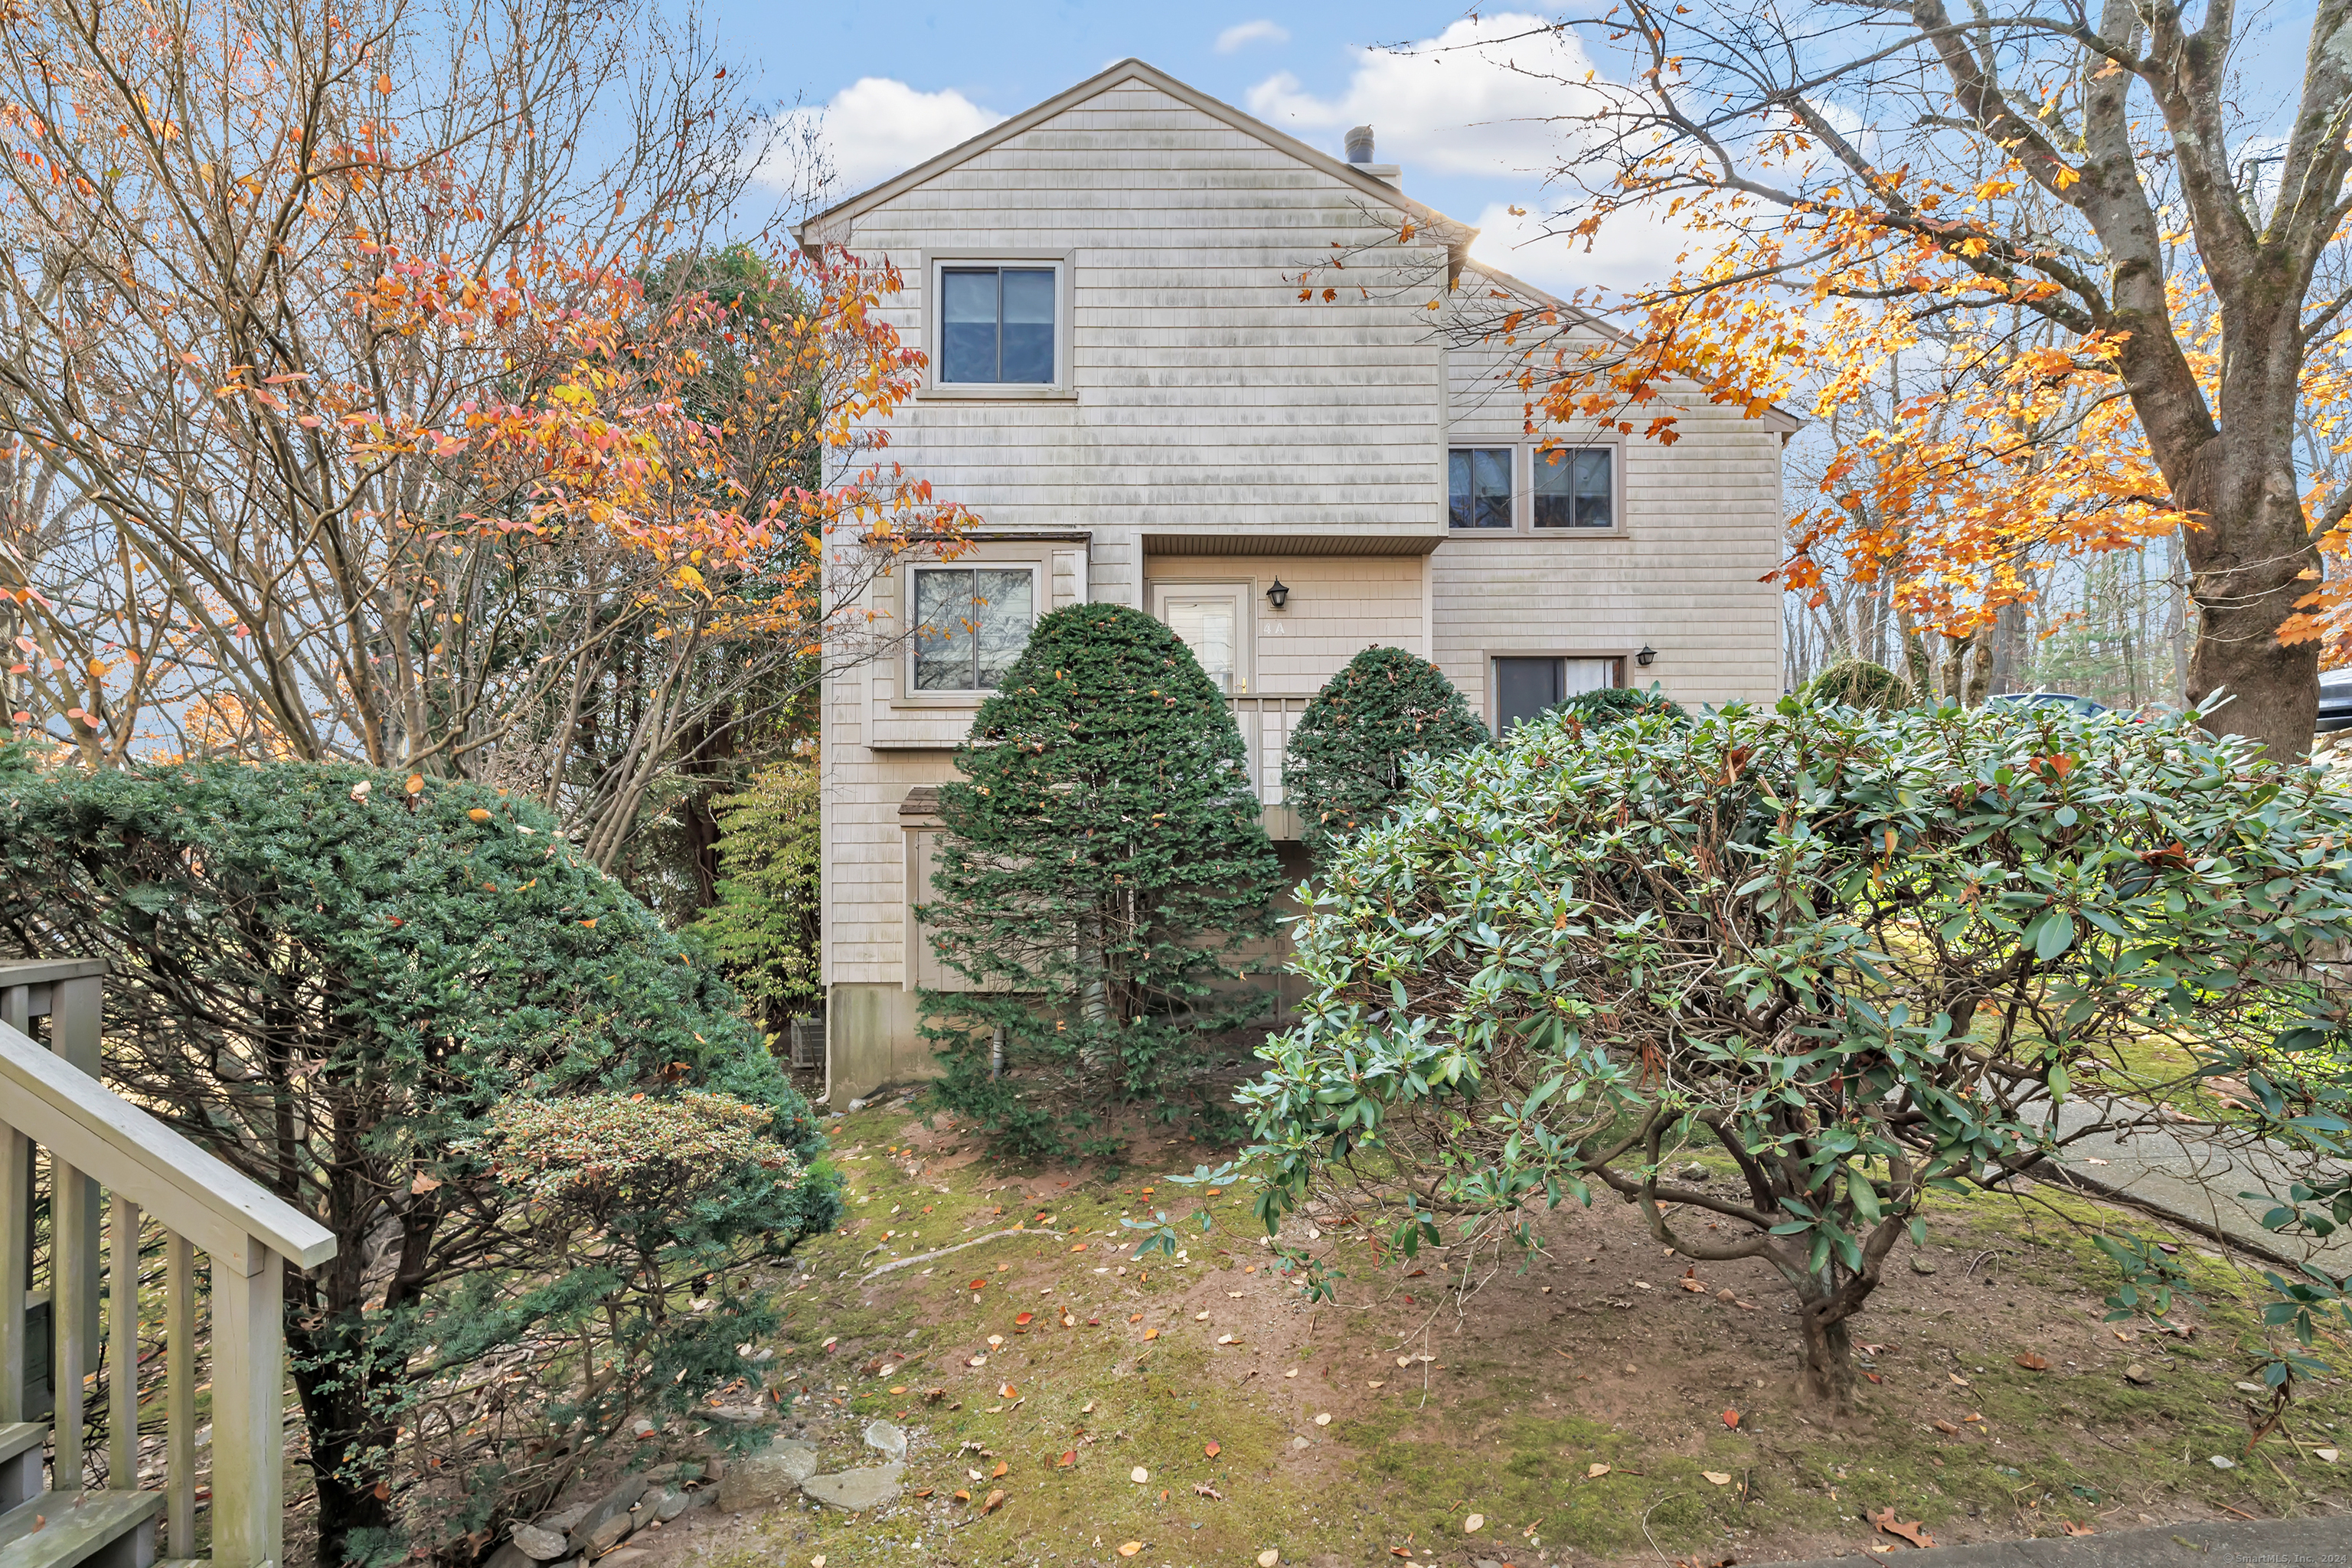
[793,57,1475,278]
[794,58,1801,437]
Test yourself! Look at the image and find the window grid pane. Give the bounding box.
[913,567,1034,691]
[939,266,1055,385]
[1534,446,1612,529]
[1449,447,1514,529]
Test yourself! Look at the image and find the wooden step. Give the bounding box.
[0,1430,40,1469]
[0,1427,41,1516]
[0,1491,162,1568]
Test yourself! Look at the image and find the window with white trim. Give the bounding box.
[911,566,1037,692]
[1493,656,1618,731]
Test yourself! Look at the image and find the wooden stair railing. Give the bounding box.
[1,960,337,1568]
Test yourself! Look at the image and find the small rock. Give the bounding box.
[1909,1256,1938,1276]
[565,1477,650,1557]
[2125,1364,2153,1384]
[536,1505,590,1533]
[653,1488,691,1523]
[644,1463,680,1484]
[863,1419,908,1461]
[509,1524,570,1561]
[802,1464,905,1511]
[2234,1380,2266,1395]
[481,1544,531,1568]
[846,1097,867,1112]
[2209,1455,2236,1469]
[1475,1560,1504,1568]
[580,1514,632,1555]
[628,1416,655,1439]
[599,1553,649,1567]
[1675,1164,1708,1182]
[715,1438,822,1514]
[701,1403,772,1426]
[1290,1436,1309,1450]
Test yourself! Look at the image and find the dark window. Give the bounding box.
[939,267,1057,384]
[1494,656,1619,731]
[1494,657,1564,731]
[1449,448,1514,529]
[1534,446,1614,529]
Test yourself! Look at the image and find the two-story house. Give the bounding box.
[798,58,1794,1102]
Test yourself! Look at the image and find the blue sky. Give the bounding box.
[709,5,1673,292]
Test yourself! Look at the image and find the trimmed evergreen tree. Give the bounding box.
[1283,646,1489,854]
[917,604,1282,1155]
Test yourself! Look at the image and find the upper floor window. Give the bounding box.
[1449,448,1513,529]
[912,566,1036,691]
[940,266,1057,384]
[1534,447,1613,529]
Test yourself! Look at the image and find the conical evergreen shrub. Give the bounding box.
[917,604,1282,1155]
[1283,645,1489,854]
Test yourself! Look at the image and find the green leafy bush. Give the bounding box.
[1799,657,1914,711]
[918,605,1282,1155]
[1240,699,2352,1407]
[688,758,823,1031]
[0,760,838,1563]
[1283,645,1489,854]
[1550,682,1687,727]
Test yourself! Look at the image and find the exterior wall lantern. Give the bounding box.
[1636,644,1658,667]
[1265,579,1289,610]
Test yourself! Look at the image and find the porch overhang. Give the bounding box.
[1141,526,1447,557]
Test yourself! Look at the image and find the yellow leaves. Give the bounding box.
[1973,178,2019,201]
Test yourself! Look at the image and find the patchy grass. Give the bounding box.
[625,1096,2350,1568]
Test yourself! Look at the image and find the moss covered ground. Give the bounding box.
[637,1095,2350,1568]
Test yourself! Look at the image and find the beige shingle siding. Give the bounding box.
[818,69,1785,1000]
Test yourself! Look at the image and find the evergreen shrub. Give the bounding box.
[1241,698,2352,1408]
[918,605,1282,1155]
[1799,656,1915,710]
[1552,682,1687,727]
[688,758,823,1032]
[0,759,837,1563]
[1282,645,1489,853]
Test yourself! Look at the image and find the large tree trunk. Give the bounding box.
[2178,467,2321,763]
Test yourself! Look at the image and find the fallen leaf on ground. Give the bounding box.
[982,1488,1007,1514]
[952,1488,970,1502]
[2014,1352,2049,1371]
[1722,1409,1741,1428]
[2060,1522,2096,1537]
[1195,1481,1223,1498]
[1315,1413,1331,1426]
[1934,1419,1962,1436]
[1015,1312,1033,1326]
[1462,1513,1485,1532]
[1057,1451,1076,1467]
[1116,1546,1141,1559]
[1204,1441,1221,1458]
[1143,1328,1160,1341]
[998,1384,1018,1399]
[1258,1553,1280,1567]
[1702,1472,1733,1485]
[1587,1463,1611,1478]
[1131,1466,1150,1483]
[989,1461,1007,1478]
[1195,1311,1210,1321]
[1869,1507,1932,1548]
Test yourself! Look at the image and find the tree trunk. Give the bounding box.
[2180,482,2319,760]
[1795,1276,1863,1412]
[289,1313,394,1565]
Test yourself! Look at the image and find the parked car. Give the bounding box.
[2320,668,2352,733]
[1988,691,2109,717]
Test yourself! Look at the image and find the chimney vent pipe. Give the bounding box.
[1344,126,1375,164]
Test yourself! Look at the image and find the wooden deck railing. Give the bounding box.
[1,959,336,1567]
[1230,694,1308,841]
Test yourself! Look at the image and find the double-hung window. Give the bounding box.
[1534,446,1614,529]
[912,566,1036,692]
[1449,448,1514,530]
[1493,657,1619,731]
[939,266,1057,384]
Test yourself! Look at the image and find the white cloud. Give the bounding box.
[772,78,1005,198]
[1244,13,1604,176]
[1216,19,1290,53]
[1462,200,1706,300]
